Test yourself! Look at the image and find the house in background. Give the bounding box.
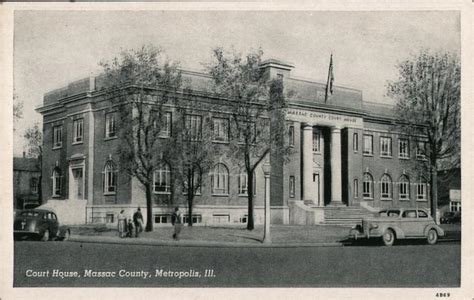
[13,154,41,210]
[438,168,461,214]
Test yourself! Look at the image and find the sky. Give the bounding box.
[13,10,460,156]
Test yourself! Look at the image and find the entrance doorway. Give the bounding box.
[313,173,321,206]
[71,167,84,200]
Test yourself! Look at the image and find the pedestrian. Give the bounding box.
[133,207,144,238]
[171,207,183,240]
[117,209,126,238]
[126,218,134,238]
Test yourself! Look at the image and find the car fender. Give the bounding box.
[424,224,445,237]
[381,225,405,239]
[58,225,70,237]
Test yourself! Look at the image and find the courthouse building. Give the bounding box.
[37,59,430,225]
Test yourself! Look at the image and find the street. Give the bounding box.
[14,240,460,287]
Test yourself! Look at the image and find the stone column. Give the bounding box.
[302,124,314,201]
[330,126,343,205]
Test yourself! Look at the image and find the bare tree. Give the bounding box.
[13,92,23,132]
[24,122,43,204]
[166,101,216,226]
[206,48,290,230]
[387,50,460,220]
[100,45,184,231]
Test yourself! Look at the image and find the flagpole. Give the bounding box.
[324,53,333,103]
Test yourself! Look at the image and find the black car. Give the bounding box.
[14,209,70,241]
[440,212,461,224]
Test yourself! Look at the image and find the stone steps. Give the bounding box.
[323,205,373,226]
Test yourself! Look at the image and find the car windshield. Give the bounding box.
[20,211,40,217]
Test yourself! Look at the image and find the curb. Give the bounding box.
[69,236,344,248]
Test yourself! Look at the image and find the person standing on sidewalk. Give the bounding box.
[133,207,144,238]
[117,209,127,238]
[171,207,182,240]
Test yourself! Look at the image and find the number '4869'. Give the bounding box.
[435,293,450,297]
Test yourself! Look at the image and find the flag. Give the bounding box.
[325,54,334,102]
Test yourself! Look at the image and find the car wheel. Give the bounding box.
[62,230,70,241]
[426,229,438,245]
[41,230,50,242]
[382,229,395,246]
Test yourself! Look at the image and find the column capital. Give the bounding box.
[302,123,314,130]
[331,126,342,133]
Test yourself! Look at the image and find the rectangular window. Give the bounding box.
[399,139,409,159]
[380,137,392,157]
[212,214,230,224]
[183,214,202,224]
[238,172,256,195]
[105,113,116,138]
[185,114,202,141]
[213,117,229,142]
[353,133,358,152]
[239,215,248,223]
[239,122,256,143]
[416,142,427,159]
[353,179,358,198]
[363,134,373,155]
[312,130,321,152]
[417,182,427,200]
[288,125,295,147]
[73,119,84,143]
[53,125,63,148]
[154,214,170,224]
[105,213,114,224]
[289,176,295,198]
[159,112,172,138]
[30,178,38,193]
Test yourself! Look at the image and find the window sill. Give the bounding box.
[363,197,373,200]
[51,195,62,198]
[103,192,116,196]
[381,198,393,201]
[416,199,428,202]
[380,155,392,159]
[52,146,62,150]
[363,153,373,157]
[212,140,230,144]
[399,198,410,201]
[154,191,171,195]
[212,194,229,197]
[312,151,322,155]
[238,194,256,197]
[183,193,202,196]
[416,157,428,161]
[72,141,83,145]
[104,136,118,141]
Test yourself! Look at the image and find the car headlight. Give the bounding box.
[369,224,378,229]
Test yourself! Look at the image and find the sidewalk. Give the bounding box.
[69,224,350,247]
[69,223,461,248]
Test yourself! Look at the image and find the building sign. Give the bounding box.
[449,189,461,202]
[286,108,363,128]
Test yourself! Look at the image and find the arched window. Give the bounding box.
[154,162,171,193]
[211,163,229,195]
[238,169,256,195]
[52,167,61,197]
[399,175,410,200]
[417,179,427,201]
[103,160,117,194]
[381,174,392,199]
[363,172,373,199]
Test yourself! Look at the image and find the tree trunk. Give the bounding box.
[145,183,153,231]
[430,165,438,223]
[247,169,254,230]
[188,193,193,227]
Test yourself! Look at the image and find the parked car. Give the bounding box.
[349,208,444,246]
[440,211,461,224]
[14,208,70,241]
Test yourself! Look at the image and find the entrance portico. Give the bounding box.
[301,123,343,206]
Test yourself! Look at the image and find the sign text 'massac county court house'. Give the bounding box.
[36,59,430,226]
